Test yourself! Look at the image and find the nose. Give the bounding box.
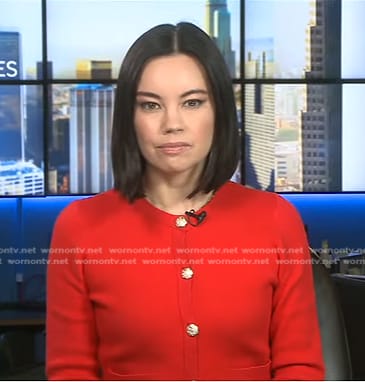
[161,106,184,134]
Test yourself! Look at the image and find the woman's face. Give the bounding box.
[134,53,215,179]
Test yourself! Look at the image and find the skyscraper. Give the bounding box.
[301,0,342,191]
[48,114,70,194]
[245,40,275,191]
[0,31,22,160]
[25,62,52,168]
[69,84,114,194]
[205,0,236,77]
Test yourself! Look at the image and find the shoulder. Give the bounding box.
[216,183,307,245]
[216,182,302,224]
[217,181,291,209]
[53,189,130,235]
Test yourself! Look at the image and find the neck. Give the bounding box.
[143,169,212,215]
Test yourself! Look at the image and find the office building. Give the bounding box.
[24,62,53,168]
[245,40,275,191]
[0,160,44,195]
[275,141,301,192]
[69,84,114,194]
[301,0,342,191]
[205,0,236,77]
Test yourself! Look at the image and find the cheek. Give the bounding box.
[198,114,215,144]
[135,131,152,159]
[134,116,152,145]
[134,121,159,164]
[134,112,161,140]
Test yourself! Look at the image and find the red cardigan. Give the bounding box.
[46,182,324,380]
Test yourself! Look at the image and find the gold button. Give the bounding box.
[175,216,188,228]
[181,267,194,279]
[186,323,199,337]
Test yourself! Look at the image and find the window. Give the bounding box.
[1,0,364,195]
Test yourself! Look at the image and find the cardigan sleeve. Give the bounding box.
[46,202,100,380]
[270,196,325,380]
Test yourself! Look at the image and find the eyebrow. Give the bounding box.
[136,88,209,100]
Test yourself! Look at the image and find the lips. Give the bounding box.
[157,142,191,155]
[158,142,191,148]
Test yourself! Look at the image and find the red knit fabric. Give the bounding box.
[46,182,324,380]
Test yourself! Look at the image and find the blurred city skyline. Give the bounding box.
[0,0,240,78]
[1,1,365,79]
[1,0,365,195]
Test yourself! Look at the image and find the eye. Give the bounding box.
[138,101,161,111]
[183,99,205,108]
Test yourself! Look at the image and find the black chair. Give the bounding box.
[311,250,352,380]
[0,326,45,380]
[331,273,365,380]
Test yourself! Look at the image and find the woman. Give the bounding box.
[46,22,324,380]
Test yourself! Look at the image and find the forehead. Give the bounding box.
[137,54,210,91]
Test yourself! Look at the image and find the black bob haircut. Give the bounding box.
[111,22,240,202]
